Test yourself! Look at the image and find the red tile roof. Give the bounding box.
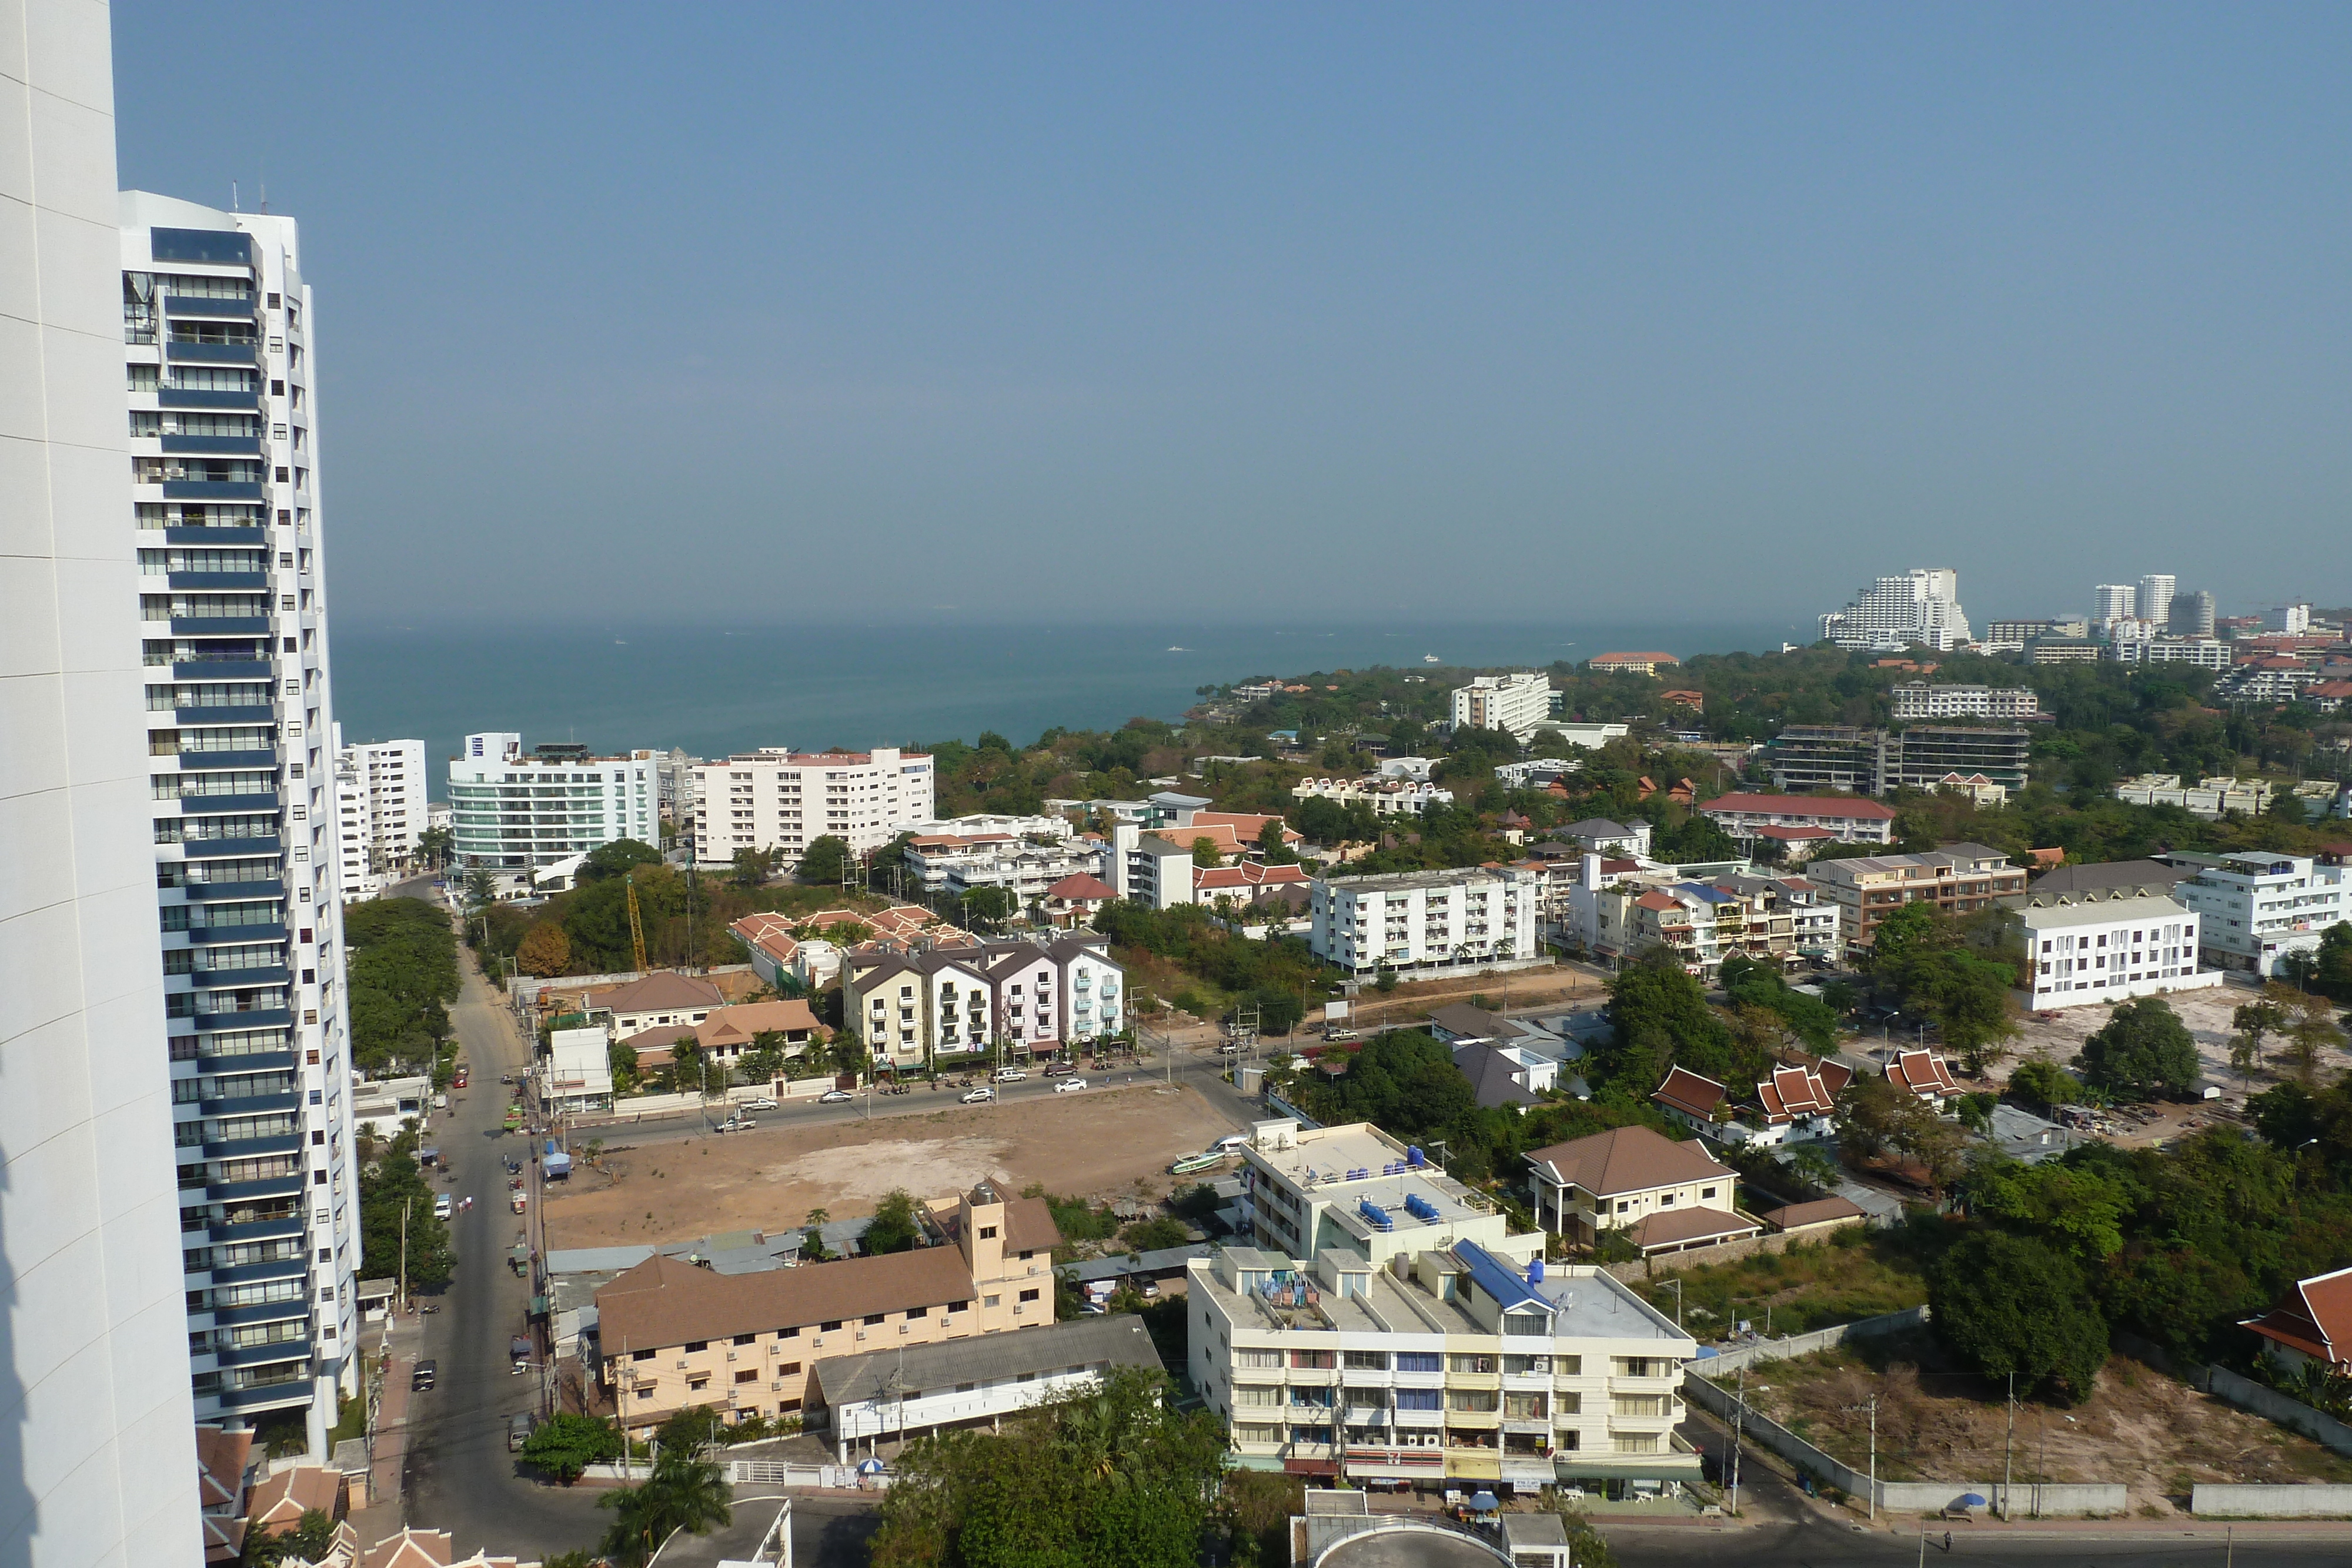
[1887,1049,1959,1099]
[1044,872,1117,901]
[1628,1206,1759,1249]
[1755,1064,1837,1122]
[2242,1266,2352,1366]
[1652,1066,1728,1122]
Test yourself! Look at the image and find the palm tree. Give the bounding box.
[598,1443,731,1567]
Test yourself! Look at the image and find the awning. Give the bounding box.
[1283,1457,1339,1476]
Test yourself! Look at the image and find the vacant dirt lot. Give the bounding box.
[542,1082,1239,1248]
[1743,1332,2352,1514]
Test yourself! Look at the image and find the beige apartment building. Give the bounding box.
[1803,842,2026,958]
[594,1182,1059,1432]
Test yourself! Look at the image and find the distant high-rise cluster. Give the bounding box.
[1818,569,1972,652]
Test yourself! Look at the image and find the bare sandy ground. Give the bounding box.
[543,1082,1239,1248]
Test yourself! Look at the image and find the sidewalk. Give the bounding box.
[367,1315,422,1515]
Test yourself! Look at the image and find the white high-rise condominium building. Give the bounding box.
[334,728,424,898]
[449,733,658,870]
[691,748,936,871]
[124,192,365,1456]
[1449,672,1554,741]
[2093,584,2137,627]
[2136,575,2175,631]
[4,10,205,1559]
[1818,569,1972,651]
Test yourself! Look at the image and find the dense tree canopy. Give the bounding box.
[2074,997,2200,1100]
[1929,1230,2110,1403]
[344,897,459,1075]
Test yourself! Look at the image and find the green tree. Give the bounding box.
[357,1128,453,1290]
[1256,817,1301,866]
[462,867,497,914]
[579,838,664,883]
[598,1433,731,1566]
[520,1412,624,1485]
[1962,1152,2127,1262]
[797,834,852,886]
[736,1031,789,1089]
[961,885,1018,927]
[731,845,776,886]
[413,823,455,870]
[1929,1229,2109,1403]
[1191,836,1222,868]
[2235,989,2294,1064]
[2075,997,2200,1100]
[864,1189,921,1255]
[345,897,461,1075]
[2283,991,2347,1084]
[2006,1056,2080,1113]
[1252,987,1306,1037]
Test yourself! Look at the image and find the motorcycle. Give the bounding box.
[419,1302,440,1315]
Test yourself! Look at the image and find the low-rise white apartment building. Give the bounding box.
[2000,883,2220,1009]
[2114,773,2274,819]
[1450,673,1555,741]
[1236,1121,1541,1271]
[1187,1237,1702,1495]
[692,747,935,872]
[1889,683,2045,721]
[893,813,1074,842]
[449,733,659,870]
[1310,867,1540,978]
[1290,776,1456,815]
[2124,638,2232,670]
[2160,851,2348,977]
[901,831,1107,900]
[1699,793,1897,847]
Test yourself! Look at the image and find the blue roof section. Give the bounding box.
[1453,1240,1546,1315]
[1678,884,1738,904]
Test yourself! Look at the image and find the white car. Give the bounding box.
[432,1193,453,1221]
[993,1068,1027,1083]
[960,1086,995,1105]
[739,1096,778,1112]
[1053,1077,1088,1094]
[818,1089,854,1104]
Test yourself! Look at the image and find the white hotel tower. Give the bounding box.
[4,3,204,1562]
[122,193,362,1453]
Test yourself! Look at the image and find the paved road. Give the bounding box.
[400,932,613,1559]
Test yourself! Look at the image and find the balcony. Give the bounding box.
[166,571,268,591]
[159,387,261,412]
[205,1173,305,1204]
[209,1215,305,1245]
[198,1086,298,1116]
[166,340,257,366]
[193,1005,293,1032]
[213,1337,312,1370]
[213,1379,314,1413]
[173,705,275,726]
[173,793,279,814]
[169,656,272,678]
[178,749,277,771]
[202,1132,302,1161]
[209,1255,309,1288]
[168,616,269,636]
[160,434,262,457]
[194,1045,293,1074]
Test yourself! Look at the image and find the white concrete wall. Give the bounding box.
[1,4,206,1560]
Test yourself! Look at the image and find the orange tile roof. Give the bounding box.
[1652,1066,1727,1121]
[1887,1049,1959,1099]
[2243,1266,2352,1366]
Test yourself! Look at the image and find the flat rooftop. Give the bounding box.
[1248,1127,1497,1238]
[1320,867,1520,892]
[1201,1248,1686,1346]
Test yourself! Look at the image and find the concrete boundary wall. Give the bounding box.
[2190,1483,2352,1517]
[2112,1331,2352,1462]
[1693,1304,1930,1374]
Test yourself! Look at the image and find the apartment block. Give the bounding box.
[2000,879,2219,1009]
[844,935,1125,1069]
[901,831,1107,901]
[1698,791,1896,846]
[1235,1121,1539,1271]
[594,1182,1061,1433]
[691,747,934,872]
[122,192,365,1452]
[449,734,656,870]
[333,730,423,899]
[1185,1241,1702,1494]
[1309,867,1539,978]
[5,15,207,1556]
[1585,867,1840,977]
[1450,672,1555,740]
[2113,773,2274,819]
[2122,638,2232,670]
[1889,683,2044,721]
[1803,844,2026,957]
[2160,851,2349,977]
[1290,775,1457,815]
[1762,726,2031,797]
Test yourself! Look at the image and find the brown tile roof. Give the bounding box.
[600,971,726,1014]
[1887,1049,1959,1099]
[619,1024,694,1052]
[246,1465,345,1531]
[596,1247,980,1352]
[1045,872,1117,900]
[360,1528,457,1568]
[1524,1125,1732,1199]
[195,1423,252,1509]
[1754,1065,1836,1122]
[1756,1196,1866,1232]
[1651,1066,1726,1121]
[696,999,822,1052]
[1815,1058,1855,1095]
[2242,1266,2352,1366]
[1628,1206,1758,1249]
[202,1513,245,1563]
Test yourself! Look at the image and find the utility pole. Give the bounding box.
[1729,1360,1745,1517]
[2002,1371,2015,1519]
[398,1196,411,1315]
[1661,1277,1682,1330]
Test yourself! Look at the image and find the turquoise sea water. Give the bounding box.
[329,618,1805,793]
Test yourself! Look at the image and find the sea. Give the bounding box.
[329,618,1806,794]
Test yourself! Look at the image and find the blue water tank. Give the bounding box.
[1527,1258,1545,1285]
[1408,1145,1426,1168]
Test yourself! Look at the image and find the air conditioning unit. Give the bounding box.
[674,1360,688,1369]
[726,1352,737,1361]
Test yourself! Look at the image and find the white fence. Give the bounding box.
[2190,1483,2352,1517]
[1694,1305,1930,1375]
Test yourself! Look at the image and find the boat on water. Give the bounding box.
[1423,654,1441,664]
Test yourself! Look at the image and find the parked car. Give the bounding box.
[993,1068,1027,1083]
[1042,1062,1077,1076]
[818,1089,854,1104]
[509,1412,534,1452]
[433,1193,453,1221]
[411,1360,437,1392]
[740,1096,779,1111]
[960,1086,995,1105]
[1053,1077,1088,1094]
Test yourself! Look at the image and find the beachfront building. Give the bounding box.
[1185,1240,1703,1496]
[1818,569,1972,652]
[692,748,936,875]
[334,731,425,898]
[1290,775,1456,816]
[1309,868,1539,979]
[449,733,658,871]
[901,831,1107,902]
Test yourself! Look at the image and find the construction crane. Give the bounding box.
[624,870,649,973]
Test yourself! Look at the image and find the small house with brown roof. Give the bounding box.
[600,971,726,1035]
[1651,1066,1728,1134]
[2242,1266,2352,1375]
[695,998,824,1066]
[1524,1125,1757,1253]
[1749,1063,1840,1144]
[1040,871,1117,927]
[1885,1048,1961,1111]
[244,1463,347,1539]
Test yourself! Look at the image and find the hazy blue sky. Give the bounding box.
[113,5,2351,630]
